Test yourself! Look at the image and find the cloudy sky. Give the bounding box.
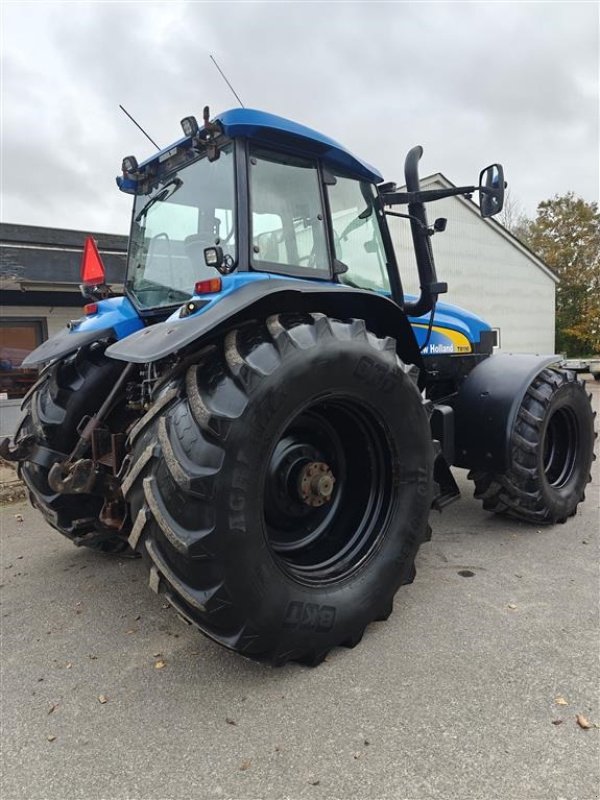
[1,1,598,235]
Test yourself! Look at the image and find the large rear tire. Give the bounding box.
[470,368,596,524]
[124,314,434,665]
[17,344,133,554]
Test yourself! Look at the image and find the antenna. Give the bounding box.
[210,55,245,108]
[119,104,161,150]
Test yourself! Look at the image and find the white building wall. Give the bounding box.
[387,182,556,354]
[2,305,75,337]
[1,306,77,435]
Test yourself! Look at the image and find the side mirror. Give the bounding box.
[479,164,505,218]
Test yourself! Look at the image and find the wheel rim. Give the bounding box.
[263,397,393,585]
[543,407,578,488]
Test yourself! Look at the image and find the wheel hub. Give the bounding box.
[298,461,335,507]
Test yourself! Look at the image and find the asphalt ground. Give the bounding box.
[1,381,598,800]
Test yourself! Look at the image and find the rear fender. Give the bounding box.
[22,296,143,367]
[105,279,425,383]
[453,353,560,473]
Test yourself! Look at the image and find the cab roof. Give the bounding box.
[123,108,382,189]
[217,108,382,182]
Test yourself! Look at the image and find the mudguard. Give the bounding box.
[22,296,143,367]
[21,325,115,368]
[453,353,560,473]
[105,278,425,380]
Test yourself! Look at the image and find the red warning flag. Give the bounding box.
[80,236,106,285]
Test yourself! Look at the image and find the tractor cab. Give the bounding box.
[117,107,395,316]
[117,107,505,366]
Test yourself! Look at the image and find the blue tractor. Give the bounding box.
[3,108,595,665]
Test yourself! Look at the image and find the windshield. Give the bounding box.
[127,144,235,309]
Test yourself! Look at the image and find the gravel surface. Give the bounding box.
[1,382,598,800]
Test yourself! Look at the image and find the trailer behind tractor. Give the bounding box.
[2,107,595,665]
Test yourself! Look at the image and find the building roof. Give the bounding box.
[417,173,559,284]
[0,223,127,303]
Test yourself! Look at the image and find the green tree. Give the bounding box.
[520,193,600,356]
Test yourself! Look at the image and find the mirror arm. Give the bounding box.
[381,185,477,206]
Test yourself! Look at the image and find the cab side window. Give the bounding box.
[328,176,390,293]
[249,149,330,275]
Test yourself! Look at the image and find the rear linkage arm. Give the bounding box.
[46,362,136,497]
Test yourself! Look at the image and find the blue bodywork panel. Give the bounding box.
[117,108,382,192]
[23,280,492,373]
[70,296,143,339]
[21,296,144,367]
[407,296,492,354]
[166,272,292,323]
[24,278,490,368]
[163,278,490,351]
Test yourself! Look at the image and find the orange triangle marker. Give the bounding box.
[80,236,106,285]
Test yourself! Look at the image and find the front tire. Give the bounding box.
[470,368,596,524]
[124,314,434,665]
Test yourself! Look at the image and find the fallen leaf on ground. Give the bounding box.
[47,703,59,715]
[555,697,568,706]
[507,603,517,610]
[65,662,72,670]
[154,659,167,670]
[576,714,592,730]
[125,629,136,635]
[97,695,108,704]
[47,735,56,742]
[153,652,162,658]
[239,760,251,771]
[225,717,237,726]
[551,719,563,726]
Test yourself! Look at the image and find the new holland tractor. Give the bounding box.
[2,108,595,666]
